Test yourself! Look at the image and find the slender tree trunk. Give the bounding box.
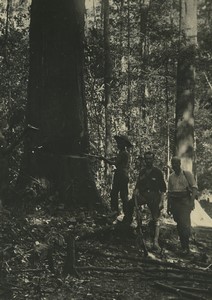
[126,0,131,131]
[137,0,150,154]
[165,58,170,179]
[19,0,101,208]
[103,0,112,166]
[93,0,98,29]
[3,0,12,63]
[175,0,197,172]
[139,0,149,121]
[119,0,124,69]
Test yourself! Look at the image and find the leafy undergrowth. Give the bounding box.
[0,204,212,300]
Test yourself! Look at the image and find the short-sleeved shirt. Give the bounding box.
[168,170,197,192]
[135,166,166,194]
[115,150,130,177]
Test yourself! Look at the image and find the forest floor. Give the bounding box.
[0,203,212,300]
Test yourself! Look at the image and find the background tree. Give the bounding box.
[0,0,30,190]
[103,0,113,177]
[85,0,211,196]
[175,0,197,171]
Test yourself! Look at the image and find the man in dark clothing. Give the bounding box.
[168,156,198,255]
[123,151,166,250]
[102,135,133,215]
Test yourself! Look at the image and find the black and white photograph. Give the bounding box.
[0,0,212,299]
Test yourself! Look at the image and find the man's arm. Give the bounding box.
[158,170,167,210]
[184,171,198,210]
[167,192,172,215]
[167,176,172,214]
[190,187,198,210]
[159,192,165,210]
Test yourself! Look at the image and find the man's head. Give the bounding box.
[171,156,181,174]
[144,151,155,168]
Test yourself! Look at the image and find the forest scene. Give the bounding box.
[0,0,212,299]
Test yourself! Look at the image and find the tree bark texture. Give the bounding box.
[175,0,197,171]
[103,0,112,159]
[103,0,113,182]
[20,0,100,208]
[138,0,149,120]
[126,0,131,131]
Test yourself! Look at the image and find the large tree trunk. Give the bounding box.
[19,0,101,208]
[175,0,197,172]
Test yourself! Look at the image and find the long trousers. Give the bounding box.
[171,197,192,250]
[110,172,129,214]
[124,191,161,225]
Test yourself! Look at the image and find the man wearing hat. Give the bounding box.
[102,135,133,216]
[123,151,166,250]
[168,156,198,255]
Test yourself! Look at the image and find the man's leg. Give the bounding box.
[172,201,191,253]
[150,218,160,250]
[178,208,191,252]
[120,177,129,215]
[110,186,119,213]
[148,193,161,250]
[110,175,120,213]
[122,197,135,224]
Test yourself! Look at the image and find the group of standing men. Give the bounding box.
[103,135,198,255]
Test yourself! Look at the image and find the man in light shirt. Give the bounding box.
[168,156,198,255]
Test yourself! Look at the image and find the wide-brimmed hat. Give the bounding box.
[114,135,133,148]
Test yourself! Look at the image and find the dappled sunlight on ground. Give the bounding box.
[1,203,212,299]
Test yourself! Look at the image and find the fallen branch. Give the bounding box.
[13,268,45,273]
[155,281,207,300]
[75,265,212,285]
[151,275,212,285]
[174,285,212,294]
[144,267,212,278]
[203,72,212,90]
[202,263,212,271]
[76,266,146,274]
[78,245,212,274]
[76,265,212,278]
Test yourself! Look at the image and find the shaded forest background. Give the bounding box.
[0,0,211,205]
